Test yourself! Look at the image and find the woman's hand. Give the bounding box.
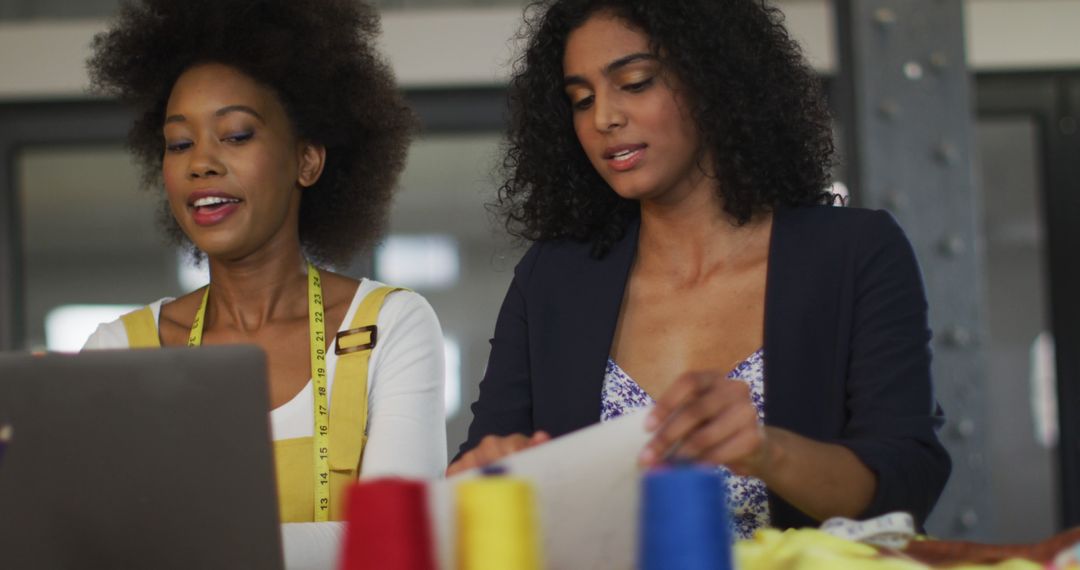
[639,370,772,477]
[446,431,551,476]
[641,370,878,520]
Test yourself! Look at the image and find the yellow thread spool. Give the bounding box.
[456,476,542,570]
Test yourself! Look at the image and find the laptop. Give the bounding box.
[0,346,284,570]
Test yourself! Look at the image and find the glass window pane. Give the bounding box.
[977,117,1060,541]
[18,144,182,351]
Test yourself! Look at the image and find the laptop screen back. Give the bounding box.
[0,346,283,570]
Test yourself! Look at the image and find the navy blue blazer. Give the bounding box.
[458,205,951,529]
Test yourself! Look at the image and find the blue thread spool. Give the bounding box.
[639,465,732,570]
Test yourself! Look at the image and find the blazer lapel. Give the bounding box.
[533,219,640,435]
[762,206,837,436]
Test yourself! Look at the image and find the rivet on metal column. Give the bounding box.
[833,0,992,539]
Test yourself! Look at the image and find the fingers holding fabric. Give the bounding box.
[640,371,767,476]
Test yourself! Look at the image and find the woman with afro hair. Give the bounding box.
[83,0,445,563]
[451,0,951,537]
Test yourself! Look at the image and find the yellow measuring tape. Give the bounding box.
[187,261,332,521]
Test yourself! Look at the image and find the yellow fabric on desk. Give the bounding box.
[119,285,405,522]
[735,529,1043,570]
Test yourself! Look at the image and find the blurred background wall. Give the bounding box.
[0,0,1077,543]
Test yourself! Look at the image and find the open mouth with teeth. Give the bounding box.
[604,144,647,170]
[192,196,242,211]
[188,194,243,226]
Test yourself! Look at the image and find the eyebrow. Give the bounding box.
[164,105,265,125]
[563,52,657,87]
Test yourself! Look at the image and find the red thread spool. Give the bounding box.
[339,478,435,570]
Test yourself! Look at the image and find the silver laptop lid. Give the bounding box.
[0,345,283,570]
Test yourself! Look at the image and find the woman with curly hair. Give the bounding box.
[451,0,950,537]
[82,0,444,563]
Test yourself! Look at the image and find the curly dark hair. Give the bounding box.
[87,0,415,266]
[498,0,835,256]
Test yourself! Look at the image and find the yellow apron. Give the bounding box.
[119,285,405,522]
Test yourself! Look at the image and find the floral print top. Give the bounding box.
[600,349,770,539]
